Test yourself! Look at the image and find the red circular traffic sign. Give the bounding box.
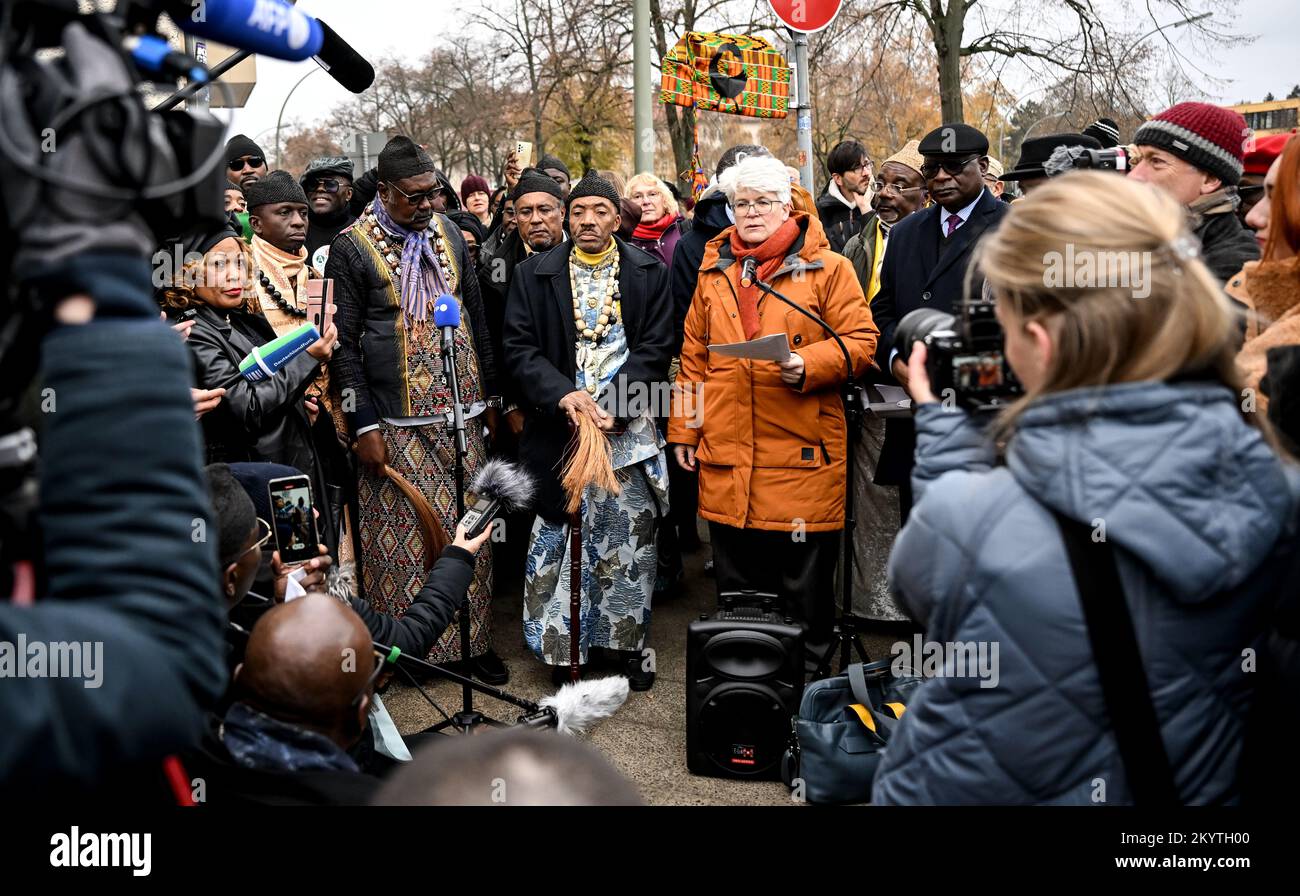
[767,0,844,33]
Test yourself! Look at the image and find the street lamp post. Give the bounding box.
[274,67,323,168]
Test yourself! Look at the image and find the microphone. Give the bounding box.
[169,0,323,62]
[312,20,376,94]
[219,321,319,389]
[458,460,536,539]
[433,295,468,457]
[740,256,758,288]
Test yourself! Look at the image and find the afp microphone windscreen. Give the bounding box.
[314,20,376,94]
[433,294,461,329]
[170,0,324,62]
[236,322,319,382]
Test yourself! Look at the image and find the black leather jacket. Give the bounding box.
[182,303,323,481]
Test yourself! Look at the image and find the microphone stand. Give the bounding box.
[748,274,872,678]
[428,323,500,732]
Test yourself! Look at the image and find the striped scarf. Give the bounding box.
[371,200,452,330]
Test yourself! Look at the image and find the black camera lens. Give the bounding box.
[893,308,957,362]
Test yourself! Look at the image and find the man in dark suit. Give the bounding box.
[869,123,1009,518]
[503,172,673,690]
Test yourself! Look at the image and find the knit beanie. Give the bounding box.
[460,174,491,205]
[1134,102,1248,186]
[378,136,435,183]
[244,170,309,209]
[1082,117,1121,148]
[537,154,571,179]
[566,171,620,211]
[225,134,264,164]
[511,168,563,203]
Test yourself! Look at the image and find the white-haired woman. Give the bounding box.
[624,173,688,267]
[873,172,1300,805]
[667,154,878,660]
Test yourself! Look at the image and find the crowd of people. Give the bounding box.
[5,94,1299,806]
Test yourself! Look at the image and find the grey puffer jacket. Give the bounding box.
[872,381,1300,805]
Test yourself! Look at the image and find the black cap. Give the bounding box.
[244,170,309,209]
[300,156,354,187]
[378,136,435,183]
[225,134,265,163]
[566,171,620,211]
[1082,118,1121,148]
[537,154,570,179]
[511,168,563,203]
[1002,133,1103,181]
[918,124,990,157]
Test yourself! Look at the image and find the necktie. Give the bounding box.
[945,214,961,237]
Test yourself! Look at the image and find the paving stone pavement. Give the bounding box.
[380,527,904,805]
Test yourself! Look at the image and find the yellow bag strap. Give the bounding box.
[848,703,877,733]
[884,702,907,719]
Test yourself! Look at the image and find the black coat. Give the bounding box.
[815,189,867,254]
[326,213,497,434]
[477,227,532,410]
[1195,208,1260,284]
[503,238,673,521]
[669,191,730,354]
[869,188,1008,486]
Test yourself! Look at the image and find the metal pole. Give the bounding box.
[274,67,323,167]
[153,48,252,113]
[633,0,654,174]
[794,32,813,192]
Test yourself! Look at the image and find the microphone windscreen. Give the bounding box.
[433,294,461,329]
[469,459,536,513]
[237,322,319,381]
[173,0,324,62]
[313,20,376,94]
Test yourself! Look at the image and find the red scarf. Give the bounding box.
[729,218,801,339]
[632,212,677,241]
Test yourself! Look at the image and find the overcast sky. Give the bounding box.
[223,0,1299,160]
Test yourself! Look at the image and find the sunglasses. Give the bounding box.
[306,177,346,194]
[229,155,266,172]
[385,181,440,207]
[920,155,981,180]
[350,649,393,711]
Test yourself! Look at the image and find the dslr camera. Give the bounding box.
[893,297,1021,413]
[1044,144,1134,177]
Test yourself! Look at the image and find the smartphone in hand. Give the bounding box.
[268,474,318,564]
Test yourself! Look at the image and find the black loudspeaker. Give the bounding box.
[687,595,804,780]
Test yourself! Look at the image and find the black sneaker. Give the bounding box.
[470,649,509,685]
[623,652,655,691]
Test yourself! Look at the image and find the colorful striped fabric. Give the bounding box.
[660,31,790,120]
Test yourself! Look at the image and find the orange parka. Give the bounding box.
[668,212,878,532]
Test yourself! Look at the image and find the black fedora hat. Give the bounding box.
[1002,133,1103,181]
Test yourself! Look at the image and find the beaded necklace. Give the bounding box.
[361,210,456,292]
[255,269,307,319]
[570,252,620,344]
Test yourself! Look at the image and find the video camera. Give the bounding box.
[1044,144,1134,178]
[893,294,1022,414]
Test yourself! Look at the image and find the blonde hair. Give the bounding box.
[974,171,1250,438]
[159,238,257,312]
[624,172,678,217]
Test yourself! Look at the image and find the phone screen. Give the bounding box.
[268,476,317,563]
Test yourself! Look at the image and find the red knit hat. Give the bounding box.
[1243,132,1296,176]
[1133,102,1249,185]
[460,174,491,205]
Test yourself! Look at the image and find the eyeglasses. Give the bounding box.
[919,155,981,179]
[515,203,561,221]
[385,181,439,207]
[871,180,924,196]
[306,178,345,194]
[235,518,273,563]
[732,198,780,215]
[228,155,265,172]
[350,650,391,711]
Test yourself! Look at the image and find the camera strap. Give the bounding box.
[1051,509,1179,806]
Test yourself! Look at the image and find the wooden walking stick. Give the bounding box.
[569,508,582,684]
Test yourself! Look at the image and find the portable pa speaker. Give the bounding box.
[687,595,804,780]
